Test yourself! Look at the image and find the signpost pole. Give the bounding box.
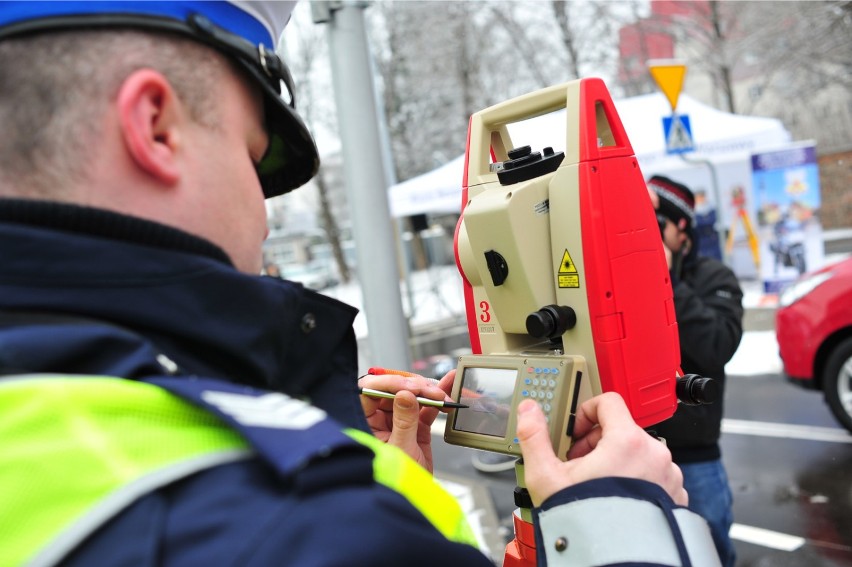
[648,60,727,264]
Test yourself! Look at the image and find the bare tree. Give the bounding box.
[550,1,621,83]
[369,1,502,180]
[736,1,852,107]
[284,10,352,282]
[645,1,851,149]
[615,1,660,97]
[368,1,626,183]
[551,0,582,79]
[648,0,740,112]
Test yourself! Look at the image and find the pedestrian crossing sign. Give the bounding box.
[662,114,694,154]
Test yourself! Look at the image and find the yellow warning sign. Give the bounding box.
[558,249,580,288]
[559,250,577,274]
[648,59,687,111]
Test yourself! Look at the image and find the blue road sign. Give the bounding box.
[662,114,694,154]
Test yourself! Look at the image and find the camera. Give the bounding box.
[657,213,668,238]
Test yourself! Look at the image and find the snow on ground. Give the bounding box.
[725,330,782,377]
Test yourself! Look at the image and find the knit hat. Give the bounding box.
[0,1,318,198]
[647,175,696,229]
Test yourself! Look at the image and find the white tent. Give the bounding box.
[387,92,791,219]
[388,154,467,218]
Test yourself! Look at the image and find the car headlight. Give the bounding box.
[779,271,833,307]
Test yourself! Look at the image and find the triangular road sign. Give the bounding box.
[648,60,687,111]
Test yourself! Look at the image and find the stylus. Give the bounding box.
[359,387,468,409]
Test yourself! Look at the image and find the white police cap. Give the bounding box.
[0,1,319,197]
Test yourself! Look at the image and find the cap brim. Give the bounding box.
[239,59,320,198]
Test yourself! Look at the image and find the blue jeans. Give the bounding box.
[680,460,736,567]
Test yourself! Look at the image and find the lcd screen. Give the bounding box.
[453,367,517,437]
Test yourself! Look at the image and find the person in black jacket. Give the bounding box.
[648,175,745,567]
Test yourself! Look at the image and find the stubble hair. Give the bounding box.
[0,29,229,198]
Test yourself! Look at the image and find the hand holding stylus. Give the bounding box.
[358,367,457,473]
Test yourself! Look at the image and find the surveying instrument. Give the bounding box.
[443,78,715,566]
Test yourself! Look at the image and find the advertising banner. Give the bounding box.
[752,142,823,294]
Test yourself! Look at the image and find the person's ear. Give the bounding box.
[116,69,182,185]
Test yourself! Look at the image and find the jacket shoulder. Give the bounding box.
[688,256,743,294]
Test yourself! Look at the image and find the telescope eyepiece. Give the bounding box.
[676,374,717,406]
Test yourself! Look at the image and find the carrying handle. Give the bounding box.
[465,78,634,189]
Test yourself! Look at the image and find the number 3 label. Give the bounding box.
[479,300,491,323]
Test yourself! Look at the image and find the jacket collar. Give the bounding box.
[0,199,364,426]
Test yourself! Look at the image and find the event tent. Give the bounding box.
[387,91,792,219]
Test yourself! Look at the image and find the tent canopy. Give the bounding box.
[388,91,791,218]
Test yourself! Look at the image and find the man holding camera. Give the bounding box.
[648,175,745,567]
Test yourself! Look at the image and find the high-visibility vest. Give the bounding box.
[0,375,477,567]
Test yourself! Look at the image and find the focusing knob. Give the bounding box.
[526,305,577,339]
[676,374,718,406]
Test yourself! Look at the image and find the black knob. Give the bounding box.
[498,145,565,186]
[503,150,541,170]
[513,485,533,509]
[526,305,577,339]
[484,250,509,286]
[676,374,718,406]
[508,145,532,160]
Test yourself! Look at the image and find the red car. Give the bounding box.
[776,255,852,433]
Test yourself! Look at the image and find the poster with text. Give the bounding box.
[752,143,823,294]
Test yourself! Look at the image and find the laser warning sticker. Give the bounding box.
[558,249,580,288]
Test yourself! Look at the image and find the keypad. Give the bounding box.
[521,365,561,421]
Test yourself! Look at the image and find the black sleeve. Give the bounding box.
[672,258,744,375]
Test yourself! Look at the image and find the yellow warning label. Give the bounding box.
[559,250,578,274]
[558,250,580,288]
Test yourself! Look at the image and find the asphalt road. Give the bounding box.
[432,371,852,566]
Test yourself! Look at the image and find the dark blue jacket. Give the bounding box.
[0,199,368,430]
[0,200,490,565]
[0,200,710,566]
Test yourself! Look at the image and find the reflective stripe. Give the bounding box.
[345,428,478,548]
[28,450,252,567]
[538,496,721,567]
[0,375,480,566]
[0,376,251,567]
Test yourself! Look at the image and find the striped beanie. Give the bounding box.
[647,175,696,229]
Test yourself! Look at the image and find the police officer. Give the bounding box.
[0,3,717,565]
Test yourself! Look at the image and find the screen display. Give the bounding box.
[452,367,517,437]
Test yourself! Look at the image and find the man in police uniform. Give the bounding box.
[0,3,718,565]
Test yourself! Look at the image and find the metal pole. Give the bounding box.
[315,0,411,370]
